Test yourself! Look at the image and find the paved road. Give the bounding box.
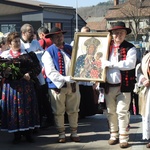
[0,114,148,150]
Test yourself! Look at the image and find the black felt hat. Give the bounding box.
[45,27,67,38]
[108,21,132,35]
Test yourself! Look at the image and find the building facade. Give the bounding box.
[0,0,86,43]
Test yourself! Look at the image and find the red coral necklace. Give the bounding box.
[10,49,21,58]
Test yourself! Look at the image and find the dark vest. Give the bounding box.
[112,40,136,92]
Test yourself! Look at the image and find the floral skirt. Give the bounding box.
[1,79,40,133]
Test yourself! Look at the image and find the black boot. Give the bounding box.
[25,130,35,143]
[12,132,21,144]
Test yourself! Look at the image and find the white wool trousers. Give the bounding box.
[105,86,131,135]
[48,83,80,133]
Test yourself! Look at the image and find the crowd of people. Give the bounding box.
[0,21,148,149]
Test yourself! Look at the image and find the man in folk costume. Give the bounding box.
[42,27,80,143]
[136,52,150,148]
[104,22,137,148]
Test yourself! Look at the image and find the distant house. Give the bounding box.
[85,17,107,32]
[0,0,86,43]
[105,0,150,41]
[86,0,150,39]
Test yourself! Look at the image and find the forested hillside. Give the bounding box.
[78,0,127,20]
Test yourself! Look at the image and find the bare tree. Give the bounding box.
[120,0,150,41]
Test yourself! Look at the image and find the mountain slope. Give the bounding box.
[78,0,127,20]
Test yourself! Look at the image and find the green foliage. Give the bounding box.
[0,61,22,80]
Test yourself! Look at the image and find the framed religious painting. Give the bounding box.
[70,32,111,82]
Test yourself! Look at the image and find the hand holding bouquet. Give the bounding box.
[0,58,21,80]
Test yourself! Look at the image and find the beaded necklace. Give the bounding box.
[10,49,21,58]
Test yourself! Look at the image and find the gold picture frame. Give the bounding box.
[70,32,111,82]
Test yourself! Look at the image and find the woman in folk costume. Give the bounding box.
[0,32,41,144]
[137,52,150,148]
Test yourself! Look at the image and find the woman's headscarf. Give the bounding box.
[141,52,150,80]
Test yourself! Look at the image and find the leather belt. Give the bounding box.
[107,83,121,87]
[52,88,61,94]
[52,82,76,94]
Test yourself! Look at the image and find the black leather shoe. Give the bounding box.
[12,138,21,144]
[12,132,21,144]
[25,130,35,143]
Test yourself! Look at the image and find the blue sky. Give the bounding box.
[40,0,109,8]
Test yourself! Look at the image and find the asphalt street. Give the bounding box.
[0,114,147,150]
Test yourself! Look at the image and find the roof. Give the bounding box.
[6,0,73,8]
[86,17,107,31]
[7,0,50,6]
[129,0,150,8]
[105,0,150,19]
[86,17,104,22]
[0,0,74,16]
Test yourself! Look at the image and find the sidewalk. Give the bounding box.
[0,114,148,150]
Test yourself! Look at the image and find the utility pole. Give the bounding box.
[75,0,79,32]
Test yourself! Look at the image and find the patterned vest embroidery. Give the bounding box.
[58,50,65,76]
[109,40,136,92]
[119,41,136,92]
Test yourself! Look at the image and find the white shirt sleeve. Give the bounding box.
[135,63,145,87]
[42,51,66,89]
[113,47,137,70]
[0,50,10,58]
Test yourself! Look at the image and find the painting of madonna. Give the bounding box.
[74,37,103,80]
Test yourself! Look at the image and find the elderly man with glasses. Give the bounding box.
[103,21,137,148]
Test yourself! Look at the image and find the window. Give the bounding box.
[44,22,62,31]
[44,23,52,31]
[1,24,16,34]
[55,23,62,29]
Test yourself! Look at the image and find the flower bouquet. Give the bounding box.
[0,58,22,80]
